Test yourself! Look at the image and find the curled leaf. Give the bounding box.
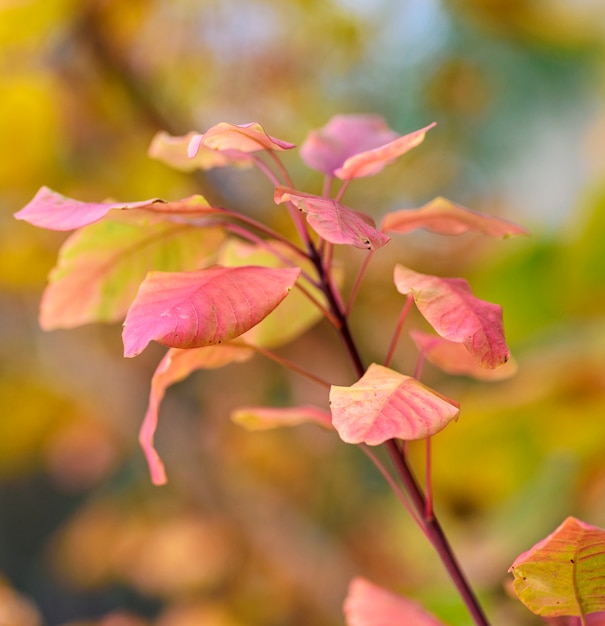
[231,405,333,431]
[188,121,295,158]
[329,363,459,445]
[122,265,301,357]
[141,345,252,484]
[14,187,217,231]
[381,196,528,238]
[509,517,605,619]
[275,188,390,250]
[148,130,253,171]
[344,577,447,626]
[394,265,510,369]
[410,330,518,381]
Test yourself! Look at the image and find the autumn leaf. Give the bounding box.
[148,130,253,171]
[231,405,333,431]
[141,345,252,484]
[122,265,301,357]
[394,264,510,368]
[344,577,448,626]
[509,517,605,619]
[275,187,390,250]
[40,215,224,330]
[381,196,528,238]
[329,363,459,445]
[410,330,517,381]
[299,114,436,180]
[188,121,295,158]
[14,186,217,231]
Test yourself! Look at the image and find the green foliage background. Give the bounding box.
[2,1,605,625]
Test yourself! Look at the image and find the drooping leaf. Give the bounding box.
[343,577,448,626]
[188,121,295,158]
[14,186,218,231]
[274,188,390,250]
[329,363,459,445]
[217,238,330,347]
[394,264,510,369]
[300,114,399,176]
[122,265,301,357]
[509,517,605,619]
[40,214,224,330]
[141,345,252,484]
[231,405,333,431]
[335,122,436,180]
[381,196,528,238]
[410,330,517,381]
[148,130,253,171]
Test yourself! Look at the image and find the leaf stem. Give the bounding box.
[384,294,413,368]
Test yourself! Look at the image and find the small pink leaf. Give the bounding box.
[300,114,399,176]
[394,264,510,369]
[188,121,295,157]
[275,188,390,250]
[344,577,447,626]
[335,122,436,180]
[14,187,217,231]
[509,517,605,619]
[231,405,333,431]
[410,330,517,381]
[141,345,252,484]
[381,196,528,238]
[148,130,253,171]
[329,363,459,445]
[122,265,301,357]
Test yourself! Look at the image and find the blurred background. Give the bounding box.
[2,1,605,624]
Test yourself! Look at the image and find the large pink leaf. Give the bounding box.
[122,265,301,357]
[344,577,447,626]
[231,405,333,431]
[335,122,436,180]
[141,345,252,484]
[188,121,295,158]
[148,130,253,171]
[300,114,399,176]
[410,330,517,381]
[40,216,224,330]
[14,187,217,231]
[329,363,459,445]
[274,188,390,250]
[381,196,528,238]
[509,517,605,619]
[394,265,510,369]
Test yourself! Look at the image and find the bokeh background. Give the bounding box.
[2,1,605,625]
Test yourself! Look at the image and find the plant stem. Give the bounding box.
[317,254,491,625]
[385,440,491,626]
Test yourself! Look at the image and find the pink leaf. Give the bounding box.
[122,265,301,357]
[509,517,605,619]
[231,405,333,431]
[148,130,253,171]
[394,265,510,369]
[344,577,448,626]
[275,188,390,250]
[329,363,459,445]
[141,345,252,484]
[410,330,517,381]
[335,122,436,180]
[300,114,399,176]
[188,121,295,158]
[381,196,528,238]
[14,187,217,231]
